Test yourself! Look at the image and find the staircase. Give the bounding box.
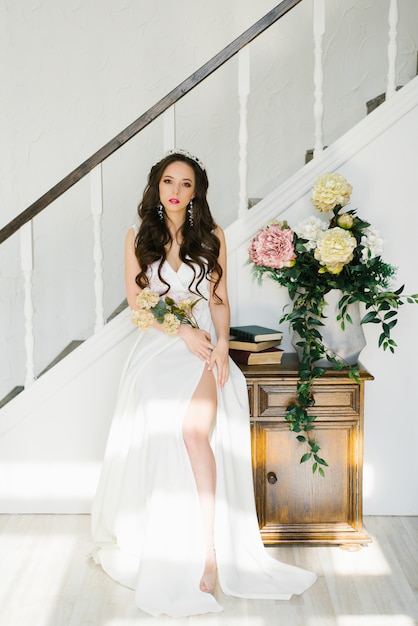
[1,1,418,515]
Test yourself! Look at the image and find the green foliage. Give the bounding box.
[275,285,418,474]
[249,174,418,476]
[151,295,201,328]
[250,237,418,474]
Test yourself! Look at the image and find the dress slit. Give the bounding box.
[91,257,317,617]
[181,364,218,568]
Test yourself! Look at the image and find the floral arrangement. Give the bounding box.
[249,172,418,475]
[131,288,200,335]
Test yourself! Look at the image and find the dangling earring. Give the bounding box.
[157,203,164,222]
[187,199,194,227]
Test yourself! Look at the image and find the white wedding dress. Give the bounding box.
[91,248,317,617]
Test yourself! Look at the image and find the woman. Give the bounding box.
[91,150,316,617]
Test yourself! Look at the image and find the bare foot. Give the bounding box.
[199,547,216,594]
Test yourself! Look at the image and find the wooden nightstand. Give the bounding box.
[238,352,373,547]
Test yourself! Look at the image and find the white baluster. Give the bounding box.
[238,46,250,218]
[386,0,398,100]
[20,221,35,387]
[90,164,105,332]
[313,0,325,157]
[163,106,176,151]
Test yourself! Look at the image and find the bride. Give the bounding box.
[91,149,316,617]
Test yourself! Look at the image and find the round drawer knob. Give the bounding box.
[267,471,277,485]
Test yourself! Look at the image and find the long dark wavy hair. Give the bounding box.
[135,152,223,302]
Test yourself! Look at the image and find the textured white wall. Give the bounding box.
[0,1,417,403]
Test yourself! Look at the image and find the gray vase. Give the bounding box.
[291,289,366,367]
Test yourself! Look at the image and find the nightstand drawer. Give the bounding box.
[257,383,361,420]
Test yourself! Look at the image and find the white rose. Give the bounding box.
[361,227,384,263]
[295,216,329,250]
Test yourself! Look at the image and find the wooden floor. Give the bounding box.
[0,515,417,625]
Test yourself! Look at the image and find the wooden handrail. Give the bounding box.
[0,0,302,245]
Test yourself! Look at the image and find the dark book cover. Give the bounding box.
[229,324,282,342]
[229,347,284,365]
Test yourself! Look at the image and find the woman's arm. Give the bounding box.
[207,227,230,388]
[125,228,142,309]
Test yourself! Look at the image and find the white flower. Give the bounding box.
[295,216,328,250]
[361,227,384,263]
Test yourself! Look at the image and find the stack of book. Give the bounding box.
[229,325,283,365]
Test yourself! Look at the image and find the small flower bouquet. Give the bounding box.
[249,172,418,475]
[131,288,200,335]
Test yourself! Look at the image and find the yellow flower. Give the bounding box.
[178,297,194,311]
[136,288,160,309]
[314,227,357,274]
[162,313,181,335]
[311,173,353,212]
[131,309,154,331]
[337,212,355,229]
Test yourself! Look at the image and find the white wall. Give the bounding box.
[0,1,418,515]
[0,0,280,397]
[1,1,418,400]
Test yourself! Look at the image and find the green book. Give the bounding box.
[229,325,282,343]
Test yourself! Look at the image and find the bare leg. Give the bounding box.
[182,366,217,593]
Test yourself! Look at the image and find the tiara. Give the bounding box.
[162,148,206,171]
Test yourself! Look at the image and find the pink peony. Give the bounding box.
[249,223,296,269]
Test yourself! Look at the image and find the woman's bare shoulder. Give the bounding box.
[213,225,225,241]
[125,227,138,261]
[126,225,138,243]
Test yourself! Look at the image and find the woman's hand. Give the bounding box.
[207,338,230,388]
[178,325,215,362]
